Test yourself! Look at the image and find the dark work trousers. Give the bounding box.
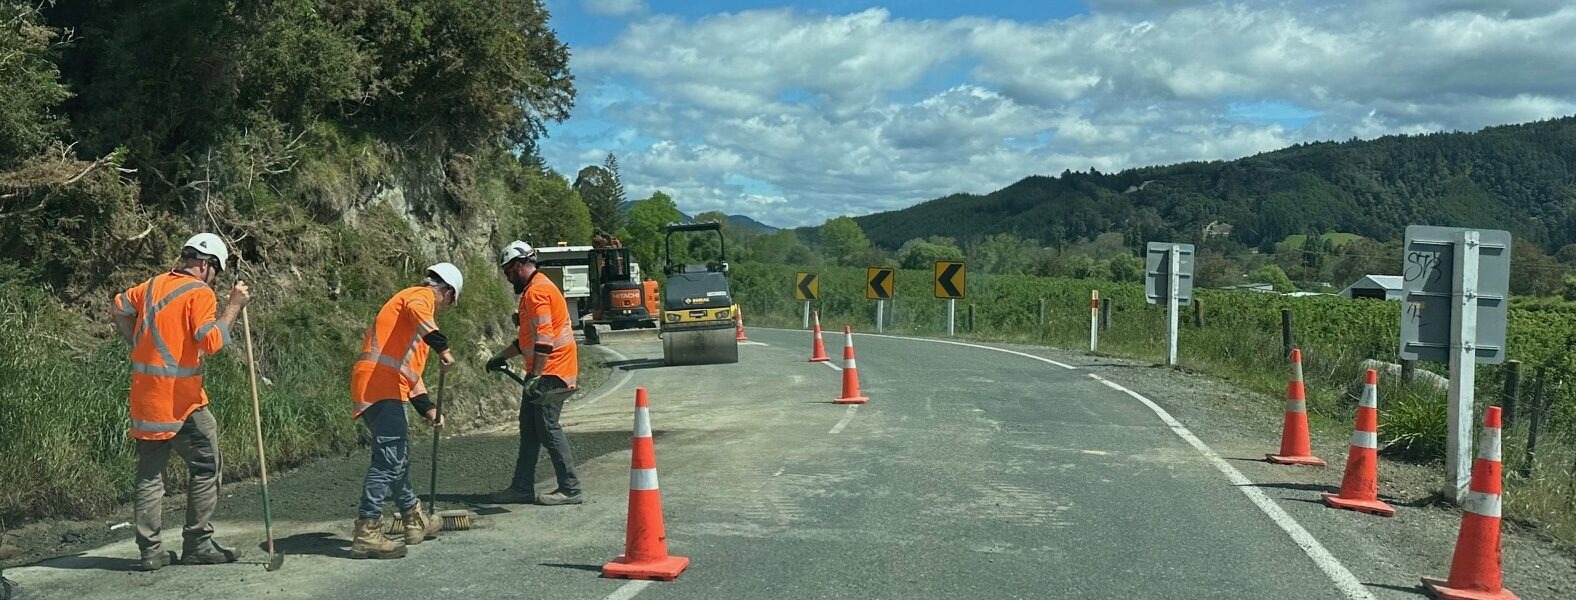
[510,376,580,494]
[359,400,419,520]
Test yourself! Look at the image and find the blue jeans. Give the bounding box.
[359,400,419,520]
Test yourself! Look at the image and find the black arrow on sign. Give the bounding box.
[938,263,963,297]
[798,274,818,299]
[870,270,891,299]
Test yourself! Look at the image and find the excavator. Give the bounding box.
[658,222,738,365]
[581,233,659,345]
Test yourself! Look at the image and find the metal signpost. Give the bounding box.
[868,268,894,334]
[1145,243,1195,366]
[934,261,966,336]
[1400,226,1511,503]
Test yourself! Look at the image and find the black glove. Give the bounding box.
[486,354,508,372]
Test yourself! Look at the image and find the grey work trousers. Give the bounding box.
[134,407,222,556]
[359,399,420,520]
[510,377,580,494]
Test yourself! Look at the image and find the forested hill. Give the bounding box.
[850,117,1576,251]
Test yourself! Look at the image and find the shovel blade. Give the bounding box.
[265,553,285,572]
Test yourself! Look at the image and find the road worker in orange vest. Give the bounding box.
[108,233,251,571]
[347,263,463,559]
[486,241,583,506]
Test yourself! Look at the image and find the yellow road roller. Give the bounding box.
[659,222,739,365]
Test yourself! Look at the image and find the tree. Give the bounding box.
[620,191,684,270]
[819,216,870,266]
[601,153,627,231]
[896,237,964,269]
[1247,264,1295,292]
[1107,253,1143,282]
[1510,239,1564,297]
[1194,250,1244,288]
[504,172,591,247]
[973,233,1037,274]
[574,164,622,234]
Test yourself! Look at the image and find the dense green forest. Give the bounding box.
[839,117,1576,254]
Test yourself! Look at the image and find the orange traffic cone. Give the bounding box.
[1268,348,1325,466]
[1422,406,1518,600]
[602,388,690,581]
[834,326,868,405]
[1322,369,1395,516]
[735,307,748,341]
[808,311,830,362]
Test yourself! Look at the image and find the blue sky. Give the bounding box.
[536,0,1576,227]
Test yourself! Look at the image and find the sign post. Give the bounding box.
[1089,290,1100,352]
[868,268,894,335]
[934,261,966,337]
[1145,243,1195,367]
[1400,225,1511,503]
[795,272,819,329]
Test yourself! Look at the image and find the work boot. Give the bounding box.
[138,549,174,571]
[400,502,442,545]
[485,487,536,504]
[350,518,407,559]
[179,540,236,565]
[537,489,584,506]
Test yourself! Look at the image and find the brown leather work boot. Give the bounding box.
[401,502,442,545]
[350,518,407,559]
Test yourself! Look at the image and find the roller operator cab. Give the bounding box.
[659,222,739,365]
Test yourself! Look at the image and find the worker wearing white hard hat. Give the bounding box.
[486,240,583,505]
[345,262,462,558]
[107,232,251,570]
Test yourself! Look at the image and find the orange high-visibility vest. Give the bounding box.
[112,271,228,440]
[518,274,578,388]
[349,286,440,418]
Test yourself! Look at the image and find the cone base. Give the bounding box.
[834,396,868,405]
[1266,453,1326,466]
[1420,577,1519,600]
[1321,493,1395,517]
[809,357,830,362]
[602,555,690,581]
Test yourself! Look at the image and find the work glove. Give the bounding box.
[485,354,509,373]
[522,375,543,397]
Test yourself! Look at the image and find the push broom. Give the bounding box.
[428,370,474,531]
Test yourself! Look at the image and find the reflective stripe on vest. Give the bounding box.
[134,279,207,372]
[131,418,185,434]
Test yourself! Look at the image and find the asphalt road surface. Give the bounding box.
[4,327,1541,599]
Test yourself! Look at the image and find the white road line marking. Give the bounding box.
[820,360,842,371]
[601,580,652,600]
[740,340,770,346]
[1086,373,1377,600]
[818,330,1079,370]
[773,467,785,477]
[581,345,636,408]
[829,404,859,434]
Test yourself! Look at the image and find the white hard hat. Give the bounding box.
[499,240,537,266]
[426,262,464,302]
[182,233,230,271]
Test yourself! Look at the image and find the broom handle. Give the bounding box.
[428,369,445,511]
[241,308,276,556]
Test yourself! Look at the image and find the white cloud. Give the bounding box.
[582,0,646,18]
[550,2,1576,228]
